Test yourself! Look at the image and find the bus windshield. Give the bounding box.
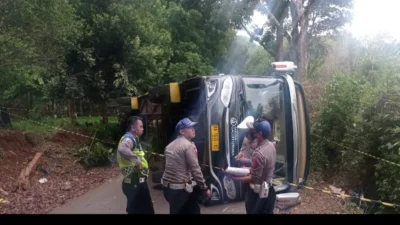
[242,76,287,183]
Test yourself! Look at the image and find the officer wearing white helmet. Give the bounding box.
[235,116,257,167]
[228,119,277,214]
[161,118,211,214]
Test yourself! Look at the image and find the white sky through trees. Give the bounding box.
[238,0,400,40]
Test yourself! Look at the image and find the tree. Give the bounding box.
[0,0,81,114]
[220,35,272,75]
[238,0,354,81]
[67,0,173,123]
[163,0,244,81]
[0,0,80,119]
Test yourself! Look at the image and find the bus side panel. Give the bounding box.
[294,82,311,184]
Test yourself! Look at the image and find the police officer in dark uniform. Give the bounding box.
[227,119,277,214]
[161,118,211,214]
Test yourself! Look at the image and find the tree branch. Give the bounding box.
[304,0,316,18]
[240,21,275,57]
[259,1,292,43]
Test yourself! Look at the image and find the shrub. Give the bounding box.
[74,142,113,168]
[311,74,400,213]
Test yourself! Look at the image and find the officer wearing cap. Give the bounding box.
[228,119,277,214]
[117,116,154,214]
[161,118,211,214]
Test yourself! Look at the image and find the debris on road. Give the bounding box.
[39,178,48,184]
[17,151,44,190]
[329,185,344,195]
[0,187,9,196]
[63,181,72,191]
[0,130,120,214]
[0,198,9,204]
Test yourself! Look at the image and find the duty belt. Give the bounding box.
[249,182,272,193]
[161,179,197,190]
[123,176,147,184]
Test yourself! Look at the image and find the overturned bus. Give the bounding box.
[117,61,310,206]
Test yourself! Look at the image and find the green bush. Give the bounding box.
[312,74,400,213]
[311,75,371,172]
[74,142,113,168]
[371,92,400,214]
[85,122,121,146]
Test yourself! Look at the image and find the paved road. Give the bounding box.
[50,173,246,214]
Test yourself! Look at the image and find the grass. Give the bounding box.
[8,116,119,137]
[345,202,364,214]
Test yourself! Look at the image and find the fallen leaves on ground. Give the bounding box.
[0,130,120,214]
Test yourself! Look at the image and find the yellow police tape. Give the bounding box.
[312,133,400,168]
[5,111,117,146]
[2,107,29,111]
[4,111,400,208]
[7,111,400,168]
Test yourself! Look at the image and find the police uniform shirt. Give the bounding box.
[240,136,256,159]
[250,139,276,185]
[162,136,207,190]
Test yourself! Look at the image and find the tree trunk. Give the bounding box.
[298,14,309,82]
[79,99,83,117]
[89,102,93,117]
[101,102,108,124]
[27,92,31,111]
[289,1,299,67]
[290,0,311,82]
[274,0,290,61]
[51,100,55,115]
[17,152,43,190]
[275,26,284,61]
[69,99,77,125]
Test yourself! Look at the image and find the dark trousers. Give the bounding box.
[163,186,201,214]
[245,186,276,214]
[122,179,155,214]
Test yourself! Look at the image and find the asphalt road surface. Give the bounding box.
[50,173,246,214]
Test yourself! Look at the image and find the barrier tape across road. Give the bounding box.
[312,133,400,168]
[2,111,400,208]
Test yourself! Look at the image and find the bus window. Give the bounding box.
[242,77,288,185]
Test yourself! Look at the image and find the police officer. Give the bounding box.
[117,116,154,214]
[228,119,277,214]
[235,131,257,167]
[161,118,211,214]
[235,116,270,167]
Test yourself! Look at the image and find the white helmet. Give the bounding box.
[237,116,254,129]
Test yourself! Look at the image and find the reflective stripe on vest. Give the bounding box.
[117,132,149,177]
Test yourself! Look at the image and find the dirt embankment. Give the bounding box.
[0,130,364,214]
[0,130,120,214]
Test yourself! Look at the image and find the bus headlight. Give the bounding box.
[220,76,233,107]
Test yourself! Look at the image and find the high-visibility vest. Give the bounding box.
[116,132,149,179]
